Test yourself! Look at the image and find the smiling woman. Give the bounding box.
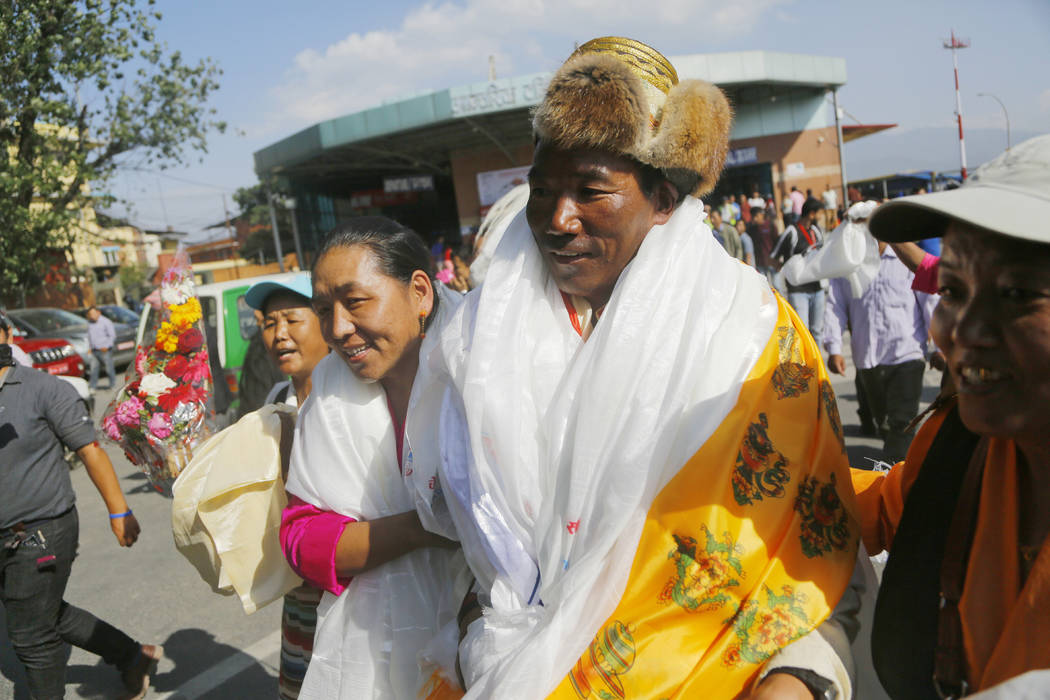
[279,216,468,700]
[853,135,1050,698]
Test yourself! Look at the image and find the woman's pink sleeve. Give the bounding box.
[911,253,940,294]
[280,494,355,595]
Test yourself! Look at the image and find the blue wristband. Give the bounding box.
[108,510,133,519]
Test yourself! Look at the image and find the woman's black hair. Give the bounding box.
[313,216,439,326]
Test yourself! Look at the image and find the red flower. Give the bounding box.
[163,355,190,380]
[177,328,204,354]
[158,383,205,413]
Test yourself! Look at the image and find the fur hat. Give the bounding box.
[533,37,732,197]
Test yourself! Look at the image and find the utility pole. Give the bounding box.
[832,87,848,210]
[222,193,240,279]
[285,197,306,271]
[943,30,971,180]
[266,189,286,272]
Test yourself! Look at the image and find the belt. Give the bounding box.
[0,506,74,537]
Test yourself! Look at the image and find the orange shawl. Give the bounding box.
[852,406,1050,690]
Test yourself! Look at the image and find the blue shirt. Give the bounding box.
[740,232,755,264]
[823,247,938,370]
[87,315,116,350]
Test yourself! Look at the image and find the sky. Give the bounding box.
[105,0,1050,241]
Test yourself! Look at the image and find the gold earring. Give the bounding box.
[418,312,427,338]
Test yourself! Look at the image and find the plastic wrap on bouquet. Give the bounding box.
[101,249,213,495]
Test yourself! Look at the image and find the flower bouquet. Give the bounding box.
[102,250,213,495]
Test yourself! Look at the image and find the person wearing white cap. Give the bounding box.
[852,134,1050,698]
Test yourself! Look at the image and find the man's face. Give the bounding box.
[87,308,100,322]
[526,142,674,311]
[710,210,722,227]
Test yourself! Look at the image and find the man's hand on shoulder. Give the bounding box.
[749,672,818,700]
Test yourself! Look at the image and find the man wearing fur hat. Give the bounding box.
[428,37,859,700]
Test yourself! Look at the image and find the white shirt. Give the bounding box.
[822,189,838,210]
[9,343,32,367]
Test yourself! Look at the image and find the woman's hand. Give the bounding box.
[335,510,459,577]
[422,530,460,550]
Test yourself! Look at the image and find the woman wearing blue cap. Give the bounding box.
[243,273,330,700]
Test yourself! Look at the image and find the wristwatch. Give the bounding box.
[765,666,837,700]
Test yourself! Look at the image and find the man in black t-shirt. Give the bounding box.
[771,197,826,345]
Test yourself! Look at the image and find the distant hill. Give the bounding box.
[843,126,1043,181]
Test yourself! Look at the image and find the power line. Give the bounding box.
[125,167,239,192]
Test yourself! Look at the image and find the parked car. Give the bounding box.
[2,309,86,377]
[14,336,86,377]
[136,272,307,402]
[7,307,137,368]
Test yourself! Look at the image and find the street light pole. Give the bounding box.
[977,92,1011,151]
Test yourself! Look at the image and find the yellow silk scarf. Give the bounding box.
[545,298,859,699]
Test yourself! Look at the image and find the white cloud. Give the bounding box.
[262,0,788,133]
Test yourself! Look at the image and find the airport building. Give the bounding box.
[254,50,886,252]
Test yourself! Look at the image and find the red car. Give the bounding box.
[11,336,86,377]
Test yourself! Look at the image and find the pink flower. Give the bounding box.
[115,396,145,426]
[134,348,148,376]
[102,414,122,441]
[436,261,454,284]
[182,357,211,385]
[148,412,173,439]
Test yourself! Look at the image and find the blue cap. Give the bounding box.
[244,273,313,311]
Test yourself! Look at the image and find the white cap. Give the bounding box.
[869,134,1050,244]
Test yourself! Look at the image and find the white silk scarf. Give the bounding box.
[286,287,470,700]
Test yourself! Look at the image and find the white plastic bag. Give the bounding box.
[784,201,882,298]
[171,403,300,613]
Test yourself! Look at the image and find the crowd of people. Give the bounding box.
[2,35,1048,700]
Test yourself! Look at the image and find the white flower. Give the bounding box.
[160,279,194,306]
[139,372,177,398]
